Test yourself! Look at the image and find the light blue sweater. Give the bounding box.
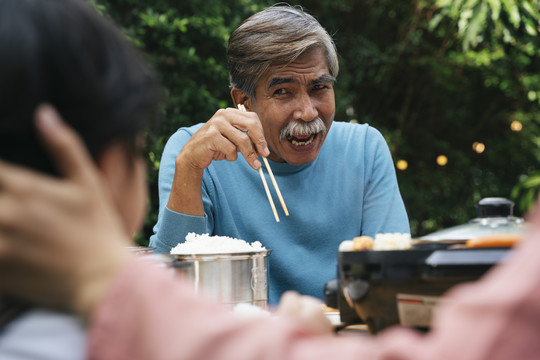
[149,121,410,304]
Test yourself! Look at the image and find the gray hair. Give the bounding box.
[227,4,339,97]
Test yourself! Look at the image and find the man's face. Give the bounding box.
[250,47,335,165]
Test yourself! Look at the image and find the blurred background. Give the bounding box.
[90,0,540,244]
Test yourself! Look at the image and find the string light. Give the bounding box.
[472,142,485,154]
[396,159,408,170]
[510,120,523,132]
[436,155,448,166]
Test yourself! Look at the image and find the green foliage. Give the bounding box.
[425,0,540,223]
[430,0,540,50]
[288,0,540,234]
[511,171,540,213]
[93,0,273,245]
[93,0,540,241]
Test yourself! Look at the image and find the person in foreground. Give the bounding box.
[149,4,410,304]
[0,0,159,357]
[1,110,540,359]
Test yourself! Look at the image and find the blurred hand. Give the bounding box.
[276,291,333,334]
[0,105,132,318]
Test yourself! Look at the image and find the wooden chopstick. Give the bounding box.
[258,162,280,222]
[237,104,289,222]
[262,157,289,216]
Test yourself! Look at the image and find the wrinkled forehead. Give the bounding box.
[264,74,336,90]
[256,48,334,92]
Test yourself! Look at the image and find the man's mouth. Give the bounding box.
[287,133,316,146]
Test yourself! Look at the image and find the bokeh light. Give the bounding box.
[396,159,408,170]
[510,120,523,131]
[436,155,448,166]
[472,142,485,153]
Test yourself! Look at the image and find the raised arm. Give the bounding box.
[166,107,269,216]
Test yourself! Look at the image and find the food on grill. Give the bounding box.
[339,233,412,252]
[352,236,374,250]
[372,233,412,250]
[338,240,354,252]
[466,233,523,248]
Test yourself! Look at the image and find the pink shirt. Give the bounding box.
[88,210,540,360]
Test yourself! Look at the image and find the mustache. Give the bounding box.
[279,117,327,142]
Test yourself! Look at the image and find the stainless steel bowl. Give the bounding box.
[171,250,271,309]
[126,246,155,255]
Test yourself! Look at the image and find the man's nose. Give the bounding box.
[292,92,318,122]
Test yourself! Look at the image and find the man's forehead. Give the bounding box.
[265,74,335,89]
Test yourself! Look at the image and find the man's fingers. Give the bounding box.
[185,107,270,170]
[214,108,269,169]
[223,127,261,169]
[233,108,270,158]
[34,104,97,182]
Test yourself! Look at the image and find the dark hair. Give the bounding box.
[0,0,161,175]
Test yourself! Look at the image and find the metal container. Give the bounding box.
[419,197,527,242]
[171,250,271,309]
[126,246,155,255]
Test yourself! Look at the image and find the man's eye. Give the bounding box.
[313,84,328,91]
[273,88,287,96]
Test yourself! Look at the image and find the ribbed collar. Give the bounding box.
[263,157,315,175]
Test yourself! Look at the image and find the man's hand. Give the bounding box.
[167,107,270,216]
[182,107,269,170]
[0,105,131,318]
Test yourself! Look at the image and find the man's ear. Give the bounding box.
[231,87,250,110]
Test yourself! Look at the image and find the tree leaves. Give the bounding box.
[431,0,540,50]
[92,0,540,240]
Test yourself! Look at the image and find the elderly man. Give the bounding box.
[149,4,409,304]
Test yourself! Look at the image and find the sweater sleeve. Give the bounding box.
[149,127,207,253]
[88,210,540,360]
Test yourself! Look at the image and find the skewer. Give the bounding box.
[237,104,289,221]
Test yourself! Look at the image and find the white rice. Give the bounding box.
[373,233,412,250]
[338,240,354,252]
[232,303,271,319]
[170,232,266,254]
